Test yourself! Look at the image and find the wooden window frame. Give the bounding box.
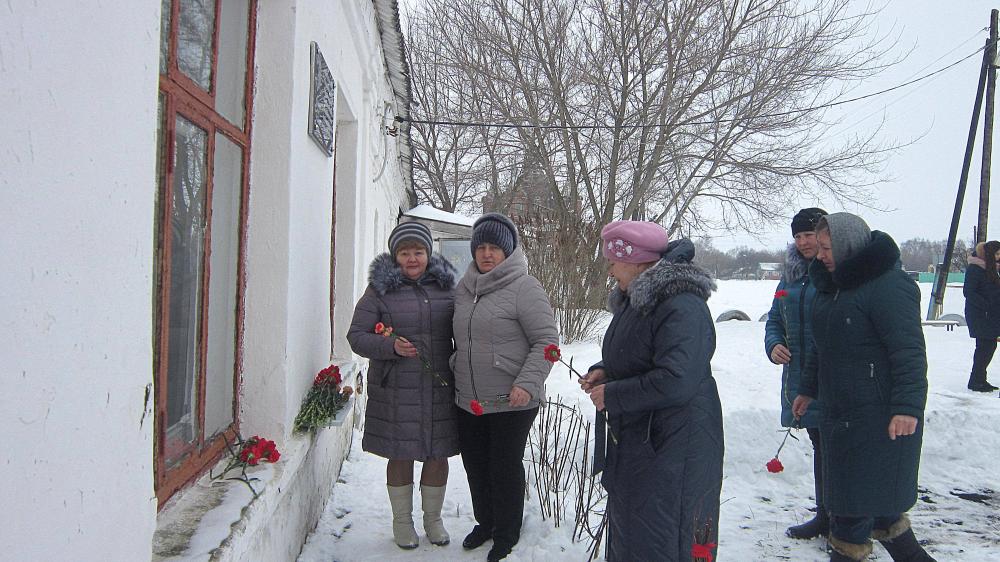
[154,0,257,506]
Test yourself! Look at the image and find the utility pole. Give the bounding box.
[978,9,998,244]
[928,34,991,320]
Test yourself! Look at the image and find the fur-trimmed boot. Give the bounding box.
[420,484,450,546]
[787,508,830,539]
[387,484,419,549]
[829,536,873,561]
[873,515,937,561]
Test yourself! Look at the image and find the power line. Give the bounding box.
[399,43,989,131]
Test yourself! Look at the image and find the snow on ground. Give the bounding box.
[299,281,1000,561]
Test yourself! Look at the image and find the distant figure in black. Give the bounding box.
[963,239,1000,392]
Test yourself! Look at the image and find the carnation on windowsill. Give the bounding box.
[210,434,281,498]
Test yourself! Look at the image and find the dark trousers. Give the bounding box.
[807,427,824,509]
[971,337,997,384]
[457,407,538,548]
[831,513,902,544]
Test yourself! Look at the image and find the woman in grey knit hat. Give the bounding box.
[451,212,558,561]
[793,213,935,562]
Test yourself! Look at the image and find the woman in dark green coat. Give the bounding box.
[792,213,936,562]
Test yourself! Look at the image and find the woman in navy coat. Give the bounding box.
[581,221,723,562]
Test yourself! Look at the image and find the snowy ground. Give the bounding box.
[299,281,1000,561]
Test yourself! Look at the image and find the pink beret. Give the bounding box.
[600,220,669,263]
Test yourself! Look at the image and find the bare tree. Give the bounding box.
[407,0,899,340]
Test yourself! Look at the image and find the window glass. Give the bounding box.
[439,239,473,275]
[178,0,216,91]
[216,0,249,125]
[165,114,208,467]
[159,0,172,74]
[204,133,241,437]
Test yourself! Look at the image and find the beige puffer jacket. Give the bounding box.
[451,247,558,414]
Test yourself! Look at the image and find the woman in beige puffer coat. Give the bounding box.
[451,213,558,562]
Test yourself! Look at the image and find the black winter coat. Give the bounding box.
[963,261,1000,339]
[800,232,928,516]
[598,241,724,562]
[347,253,460,460]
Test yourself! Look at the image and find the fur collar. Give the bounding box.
[609,251,716,316]
[783,244,810,283]
[368,252,458,296]
[809,231,900,291]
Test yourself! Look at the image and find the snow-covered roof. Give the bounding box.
[758,262,782,271]
[403,204,476,227]
[372,0,413,191]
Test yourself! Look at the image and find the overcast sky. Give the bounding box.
[728,0,1000,252]
[400,1,1000,251]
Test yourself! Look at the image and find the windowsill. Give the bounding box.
[152,437,296,560]
[152,359,362,561]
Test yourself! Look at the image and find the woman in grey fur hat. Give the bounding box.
[793,213,935,562]
[347,220,460,550]
[580,220,723,562]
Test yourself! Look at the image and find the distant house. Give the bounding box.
[758,262,783,280]
[482,151,559,220]
[4,1,417,560]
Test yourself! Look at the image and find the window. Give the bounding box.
[154,0,256,505]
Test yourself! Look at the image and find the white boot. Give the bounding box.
[387,484,419,549]
[420,484,450,546]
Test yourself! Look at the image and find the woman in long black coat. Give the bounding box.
[581,221,723,562]
[347,221,459,550]
[963,239,1000,391]
[793,213,935,562]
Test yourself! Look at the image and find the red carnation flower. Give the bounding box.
[691,542,717,562]
[374,322,385,334]
[543,344,561,363]
[774,289,789,299]
[766,457,784,473]
[470,400,484,416]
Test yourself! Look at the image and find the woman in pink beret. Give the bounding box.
[580,221,724,561]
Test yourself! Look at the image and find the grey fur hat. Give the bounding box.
[820,212,871,266]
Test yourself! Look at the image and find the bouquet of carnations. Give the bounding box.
[294,364,354,432]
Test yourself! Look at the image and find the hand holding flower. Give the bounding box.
[375,322,448,386]
[769,343,791,365]
[393,336,418,357]
[508,385,531,407]
[792,394,813,419]
[579,367,607,391]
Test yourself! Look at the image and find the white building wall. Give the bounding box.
[242,0,408,450]
[2,0,411,558]
[0,2,161,561]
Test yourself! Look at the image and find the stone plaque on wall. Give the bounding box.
[308,42,336,156]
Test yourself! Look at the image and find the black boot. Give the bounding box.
[967,378,997,392]
[787,508,830,539]
[462,525,491,550]
[873,516,937,561]
[487,541,513,561]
